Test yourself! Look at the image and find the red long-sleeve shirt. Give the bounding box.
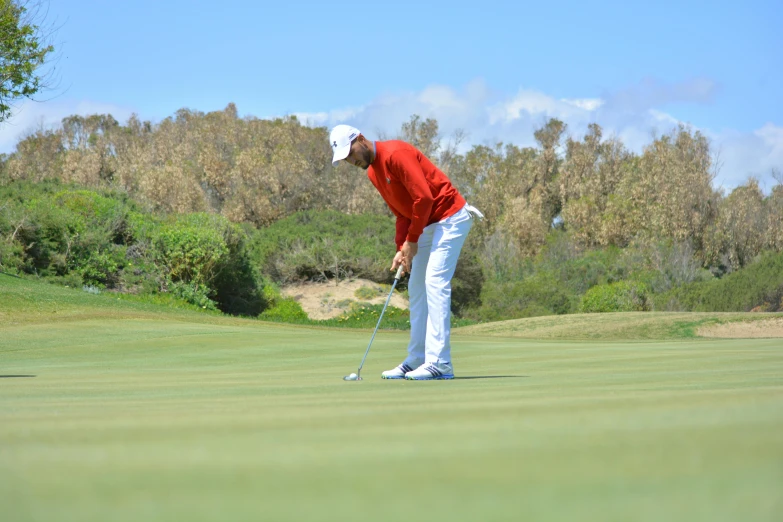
[367,140,466,250]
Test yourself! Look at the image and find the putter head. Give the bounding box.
[343,373,362,381]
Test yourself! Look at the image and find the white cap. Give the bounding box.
[329,124,361,166]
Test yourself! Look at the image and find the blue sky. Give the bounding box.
[2,0,781,190]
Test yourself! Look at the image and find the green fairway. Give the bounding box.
[1,277,782,522]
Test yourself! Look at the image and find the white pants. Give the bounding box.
[406,204,480,365]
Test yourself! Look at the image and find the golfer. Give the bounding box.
[329,125,483,380]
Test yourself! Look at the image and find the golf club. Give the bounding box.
[343,264,406,381]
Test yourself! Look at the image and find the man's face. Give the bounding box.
[344,138,373,170]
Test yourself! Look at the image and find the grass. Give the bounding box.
[1,274,782,522]
[0,272,230,327]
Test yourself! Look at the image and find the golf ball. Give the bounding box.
[344,373,358,381]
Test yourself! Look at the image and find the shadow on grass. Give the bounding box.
[0,375,36,378]
[454,375,528,380]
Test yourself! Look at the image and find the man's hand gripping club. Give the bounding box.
[391,241,418,275]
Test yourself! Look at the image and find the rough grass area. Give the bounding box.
[0,272,231,327]
[456,311,783,341]
[1,275,782,522]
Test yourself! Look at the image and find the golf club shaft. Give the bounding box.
[357,265,405,374]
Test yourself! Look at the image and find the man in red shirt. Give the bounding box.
[330,124,483,380]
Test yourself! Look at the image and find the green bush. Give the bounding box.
[0,240,23,272]
[168,281,219,311]
[48,272,83,288]
[127,210,161,243]
[465,271,576,322]
[207,222,267,317]
[655,250,783,312]
[0,178,69,203]
[53,190,129,236]
[559,247,628,294]
[0,183,139,284]
[252,210,396,282]
[259,297,310,323]
[0,181,266,317]
[538,237,626,295]
[153,213,231,285]
[153,213,267,316]
[13,200,77,275]
[579,280,651,313]
[80,248,126,287]
[452,250,485,316]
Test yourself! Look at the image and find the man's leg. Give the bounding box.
[424,208,472,366]
[405,225,433,363]
[382,225,434,379]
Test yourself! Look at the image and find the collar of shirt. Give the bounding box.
[370,142,390,184]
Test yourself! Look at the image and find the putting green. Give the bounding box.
[1,278,782,522]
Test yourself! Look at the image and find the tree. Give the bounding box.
[706,179,766,270]
[399,114,440,159]
[764,170,783,251]
[0,0,54,122]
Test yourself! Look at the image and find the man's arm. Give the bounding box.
[391,207,411,251]
[388,201,417,274]
[389,151,434,244]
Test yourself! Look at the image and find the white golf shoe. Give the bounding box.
[381,360,422,380]
[404,362,454,380]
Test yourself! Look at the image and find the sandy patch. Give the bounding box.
[281,278,408,320]
[697,318,783,338]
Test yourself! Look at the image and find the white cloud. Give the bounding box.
[648,109,681,126]
[562,98,605,111]
[490,90,567,123]
[757,123,783,157]
[417,85,466,111]
[0,99,135,154]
